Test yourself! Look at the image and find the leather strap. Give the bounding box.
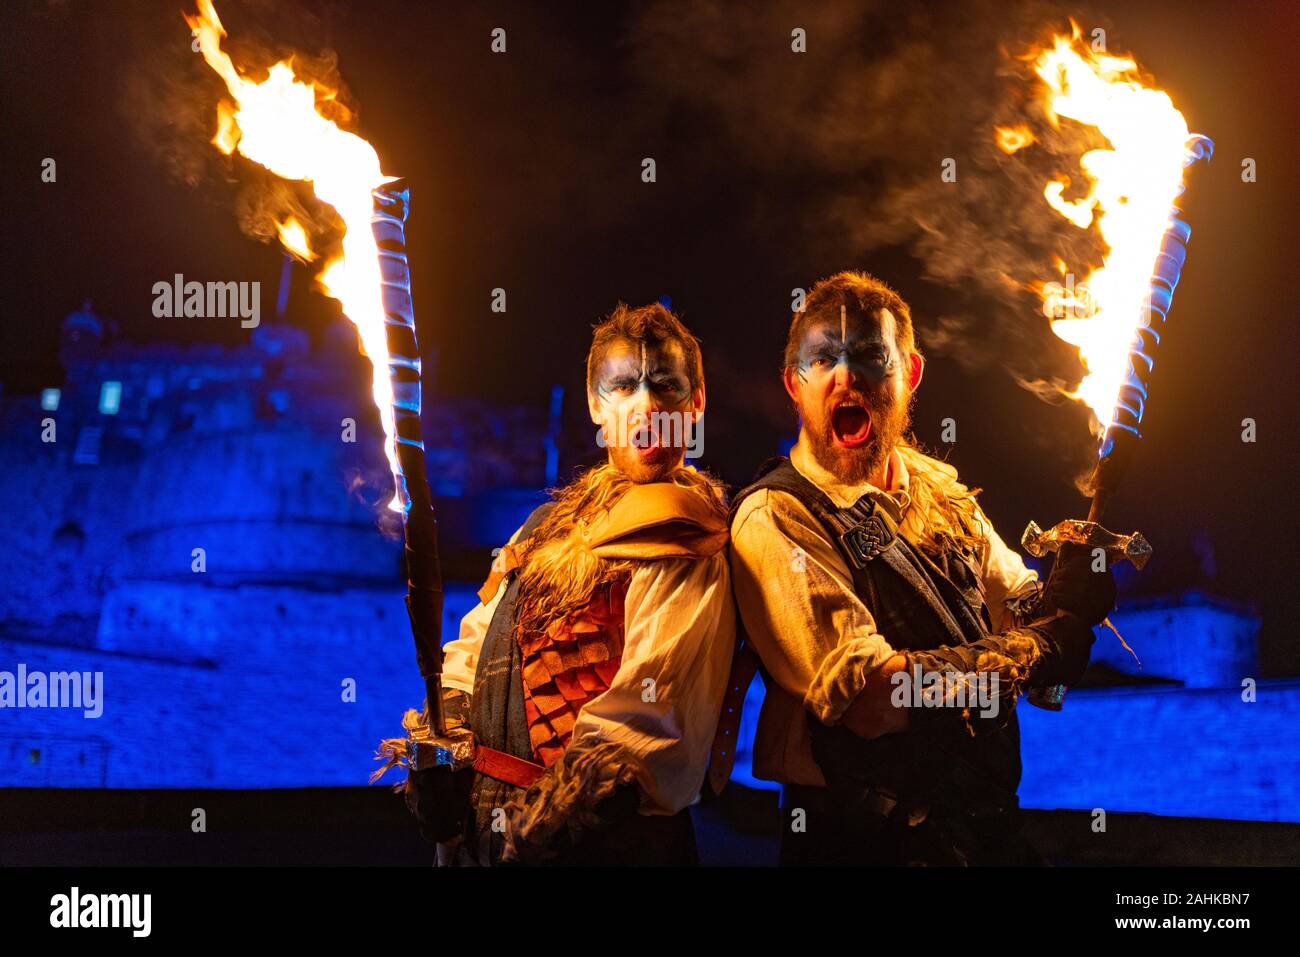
[472,745,546,790]
[706,637,761,796]
[476,540,529,606]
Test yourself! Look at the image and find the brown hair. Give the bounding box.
[783,271,919,370]
[587,301,705,394]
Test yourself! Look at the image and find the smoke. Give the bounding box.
[629,0,1109,395]
[122,0,351,250]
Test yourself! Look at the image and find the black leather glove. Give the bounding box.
[1021,609,1097,688]
[402,689,475,844]
[1040,541,1117,627]
[405,764,473,843]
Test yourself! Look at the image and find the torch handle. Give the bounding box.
[373,178,448,735]
[1032,437,1121,710]
[1086,489,1109,524]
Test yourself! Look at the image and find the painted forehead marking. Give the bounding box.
[795,311,898,384]
[596,338,690,398]
[805,310,892,350]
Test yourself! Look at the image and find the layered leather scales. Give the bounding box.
[519,579,629,767]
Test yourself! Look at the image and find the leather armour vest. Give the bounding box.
[730,458,1023,817]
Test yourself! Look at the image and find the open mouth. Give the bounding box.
[831,402,873,449]
[629,423,663,457]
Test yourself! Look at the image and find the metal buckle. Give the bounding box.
[839,508,896,568]
[407,723,476,772]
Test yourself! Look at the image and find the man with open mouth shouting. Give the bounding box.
[727,271,1115,865]
[379,301,734,866]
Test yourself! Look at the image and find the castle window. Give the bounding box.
[99,381,122,415]
[41,388,60,411]
[53,521,86,556]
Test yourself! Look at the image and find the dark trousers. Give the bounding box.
[562,808,698,866]
[462,784,698,866]
[780,783,1040,866]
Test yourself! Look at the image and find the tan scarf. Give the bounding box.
[511,462,728,647]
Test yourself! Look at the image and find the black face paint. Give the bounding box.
[591,337,697,483]
[794,320,898,388]
[594,339,692,408]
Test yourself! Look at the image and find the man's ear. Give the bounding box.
[690,381,706,420]
[587,388,603,426]
[782,366,800,404]
[906,351,925,392]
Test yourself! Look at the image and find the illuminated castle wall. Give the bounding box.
[0,305,1293,823]
[0,305,541,788]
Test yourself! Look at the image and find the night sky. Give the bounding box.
[2,0,1297,670]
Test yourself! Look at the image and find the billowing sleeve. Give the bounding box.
[729,489,897,727]
[440,523,524,694]
[975,504,1039,632]
[566,550,736,814]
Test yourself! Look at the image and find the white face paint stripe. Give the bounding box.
[841,304,847,344]
[640,340,647,381]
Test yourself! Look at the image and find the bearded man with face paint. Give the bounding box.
[728,272,1115,865]
[381,302,734,866]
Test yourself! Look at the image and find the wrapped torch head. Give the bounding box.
[1086,134,1214,517]
[1022,134,1213,712]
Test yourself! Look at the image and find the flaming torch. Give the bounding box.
[186,1,468,760]
[999,27,1214,708]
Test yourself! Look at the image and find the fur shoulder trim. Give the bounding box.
[898,442,964,490]
[895,441,987,555]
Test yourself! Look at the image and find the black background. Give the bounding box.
[2,0,1297,669]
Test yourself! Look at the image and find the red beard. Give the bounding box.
[803,386,910,485]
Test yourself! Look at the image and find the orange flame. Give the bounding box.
[1013,26,1195,432]
[994,124,1036,154]
[275,216,317,263]
[186,0,403,510]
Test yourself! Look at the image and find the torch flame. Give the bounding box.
[186,0,405,510]
[275,216,317,263]
[994,124,1037,154]
[1018,27,1196,433]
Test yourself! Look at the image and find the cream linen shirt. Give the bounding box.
[729,433,1037,786]
[442,524,736,815]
